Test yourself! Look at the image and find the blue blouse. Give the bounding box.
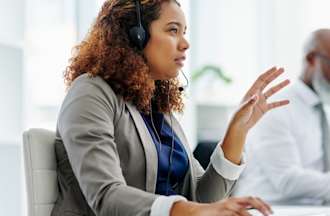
[140,110,189,196]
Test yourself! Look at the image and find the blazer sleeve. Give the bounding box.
[191,154,234,202]
[171,116,243,203]
[57,80,158,216]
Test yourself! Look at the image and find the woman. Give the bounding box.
[51,0,290,215]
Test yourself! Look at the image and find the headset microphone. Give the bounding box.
[179,70,189,92]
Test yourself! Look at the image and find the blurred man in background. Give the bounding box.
[234,29,330,205]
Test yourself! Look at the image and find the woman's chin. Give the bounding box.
[170,69,180,79]
[159,70,179,80]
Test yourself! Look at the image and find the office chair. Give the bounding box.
[23,128,58,216]
[193,141,218,170]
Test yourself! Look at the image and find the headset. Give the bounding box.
[129,0,189,92]
[129,0,149,50]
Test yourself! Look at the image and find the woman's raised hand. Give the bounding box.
[231,67,290,132]
[233,67,290,131]
[221,67,290,164]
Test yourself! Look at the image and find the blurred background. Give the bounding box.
[1,0,330,215]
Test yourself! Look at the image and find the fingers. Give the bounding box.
[255,197,272,214]
[267,100,290,110]
[217,199,252,216]
[234,196,273,216]
[250,67,285,94]
[225,202,247,216]
[235,206,252,216]
[259,66,278,80]
[239,209,253,216]
[259,67,285,90]
[264,79,290,99]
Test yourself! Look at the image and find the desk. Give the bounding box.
[249,206,330,216]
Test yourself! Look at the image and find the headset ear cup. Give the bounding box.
[129,26,147,50]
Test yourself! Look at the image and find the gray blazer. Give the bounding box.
[51,74,236,216]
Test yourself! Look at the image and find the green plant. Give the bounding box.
[191,64,232,84]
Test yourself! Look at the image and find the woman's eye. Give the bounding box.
[170,28,178,34]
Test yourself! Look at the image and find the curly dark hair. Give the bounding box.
[64,0,184,113]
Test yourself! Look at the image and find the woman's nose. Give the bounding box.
[179,36,190,51]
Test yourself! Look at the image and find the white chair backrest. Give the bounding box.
[23,128,58,216]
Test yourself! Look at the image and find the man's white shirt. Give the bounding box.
[234,80,330,205]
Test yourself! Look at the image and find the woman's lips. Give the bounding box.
[175,57,186,67]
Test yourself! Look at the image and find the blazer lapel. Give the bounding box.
[125,102,158,193]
